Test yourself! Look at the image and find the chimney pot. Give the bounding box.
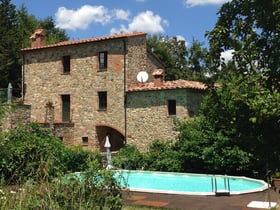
[30,29,45,48]
[152,69,164,86]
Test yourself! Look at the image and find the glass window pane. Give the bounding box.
[99,52,107,69]
[63,56,70,73]
[168,100,176,115]
[62,95,70,121]
[98,91,107,110]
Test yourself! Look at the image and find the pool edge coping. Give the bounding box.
[118,170,269,196]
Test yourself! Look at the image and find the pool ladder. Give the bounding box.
[211,175,231,196]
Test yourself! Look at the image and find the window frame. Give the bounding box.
[61,94,71,122]
[82,137,89,145]
[98,51,107,70]
[98,91,107,110]
[62,55,71,74]
[167,99,176,116]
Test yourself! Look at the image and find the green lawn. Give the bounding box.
[123,205,172,210]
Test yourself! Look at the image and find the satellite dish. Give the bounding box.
[137,71,149,83]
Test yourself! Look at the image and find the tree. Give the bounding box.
[17,6,69,49]
[147,35,187,80]
[0,0,21,90]
[147,35,209,81]
[206,0,280,89]
[187,39,209,81]
[205,0,280,175]
[0,1,69,96]
[16,5,38,48]
[174,117,253,175]
[38,16,69,45]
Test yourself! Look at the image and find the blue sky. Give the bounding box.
[11,0,230,46]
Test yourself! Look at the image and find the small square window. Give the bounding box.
[62,55,70,73]
[168,100,176,115]
[82,137,88,145]
[98,91,107,110]
[99,52,107,70]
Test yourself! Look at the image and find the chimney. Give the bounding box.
[30,29,45,48]
[152,69,164,86]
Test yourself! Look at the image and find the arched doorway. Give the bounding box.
[96,124,125,152]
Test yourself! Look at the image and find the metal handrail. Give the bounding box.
[212,175,231,195]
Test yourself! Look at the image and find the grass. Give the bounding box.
[123,205,172,210]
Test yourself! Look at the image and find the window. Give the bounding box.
[82,137,88,145]
[61,95,70,121]
[168,100,176,115]
[62,55,70,73]
[98,91,107,110]
[98,52,107,70]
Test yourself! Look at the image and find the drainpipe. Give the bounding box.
[123,38,127,144]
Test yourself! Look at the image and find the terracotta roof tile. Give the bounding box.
[21,32,147,52]
[127,79,208,92]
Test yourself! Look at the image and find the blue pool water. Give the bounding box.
[115,170,268,195]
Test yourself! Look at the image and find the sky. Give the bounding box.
[11,0,230,47]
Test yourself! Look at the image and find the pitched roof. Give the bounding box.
[21,32,147,52]
[127,79,207,92]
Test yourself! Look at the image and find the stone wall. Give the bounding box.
[22,32,206,151]
[126,89,204,151]
[1,105,31,131]
[22,34,155,149]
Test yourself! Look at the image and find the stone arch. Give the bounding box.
[95,123,125,152]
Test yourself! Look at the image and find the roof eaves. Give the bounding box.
[21,32,147,52]
[126,82,207,92]
[147,50,166,67]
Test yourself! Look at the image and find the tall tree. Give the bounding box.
[0,0,21,90]
[147,35,209,81]
[0,0,69,96]
[147,35,188,80]
[17,6,69,48]
[17,5,39,48]
[187,39,209,81]
[205,0,280,174]
[206,0,280,89]
[38,16,69,45]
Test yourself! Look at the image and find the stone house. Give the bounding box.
[21,29,207,151]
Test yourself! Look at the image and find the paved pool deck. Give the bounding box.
[123,188,279,210]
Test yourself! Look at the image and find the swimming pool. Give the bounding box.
[115,170,268,195]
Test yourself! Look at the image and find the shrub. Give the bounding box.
[144,139,182,172]
[0,161,123,210]
[62,146,102,173]
[0,123,67,185]
[113,145,144,170]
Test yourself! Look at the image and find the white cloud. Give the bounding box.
[55,5,130,31]
[113,9,130,20]
[185,0,230,7]
[111,11,167,35]
[55,5,167,36]
[55,5,111,30]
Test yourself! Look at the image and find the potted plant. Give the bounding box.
[45,100,53,108]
